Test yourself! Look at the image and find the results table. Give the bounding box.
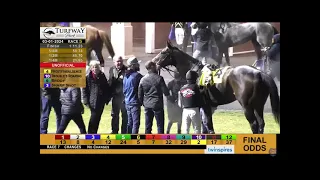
[40,27,87,88]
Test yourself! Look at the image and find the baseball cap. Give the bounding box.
[127,56,141,66]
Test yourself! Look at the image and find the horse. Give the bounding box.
[84,25,115,67]
[40,23,115,67]
[196,22,278,67]
[152,41,280,134]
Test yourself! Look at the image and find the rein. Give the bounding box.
[156,47,203,77]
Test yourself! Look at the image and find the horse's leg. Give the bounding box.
[243,107,259,134]
[182,27,191,52]
[86,48,93,75]
[251,38,263,60]
[166,121,173,134]
[94,47,105,67]
[254,107,265,134]
[216,51,223,68]
[177,121,182,134]
[224,48,231,66]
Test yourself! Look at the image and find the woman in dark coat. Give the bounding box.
[83,60,112,133]
[56,88,86,134]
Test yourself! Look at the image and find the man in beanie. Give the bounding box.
[178,70,203,134]
[138,60,170,134]
[123,57,143,134]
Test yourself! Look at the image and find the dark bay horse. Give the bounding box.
[40,23,115,67]
[204,22,278,67]
[152,41,280,134]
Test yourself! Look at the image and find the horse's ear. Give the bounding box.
[167,40,173,49]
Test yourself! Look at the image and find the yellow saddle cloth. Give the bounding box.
[198,66,230,86]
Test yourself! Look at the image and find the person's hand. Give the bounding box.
[167,96,175,103]
[45,95,51,100]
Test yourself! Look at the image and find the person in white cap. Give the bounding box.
[123,57,143,134]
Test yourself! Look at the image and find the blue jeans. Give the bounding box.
[145,108,165,134]
[200,107,216,134]
[126,105,141,134]
[40,96,62,134]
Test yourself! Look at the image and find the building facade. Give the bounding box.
[71,22,280,57]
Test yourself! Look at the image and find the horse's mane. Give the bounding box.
[172,46,200,66]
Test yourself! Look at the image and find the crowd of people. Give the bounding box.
[40,22,280,135]
[40,55,206,134]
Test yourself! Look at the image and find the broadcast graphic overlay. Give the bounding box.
[40,134,277,154]
[40,27,87,88]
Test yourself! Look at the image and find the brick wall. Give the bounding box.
[155,23,171,49]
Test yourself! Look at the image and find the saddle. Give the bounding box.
[199,65,228,87]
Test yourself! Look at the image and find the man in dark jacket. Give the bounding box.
[123,57,143,134]
[138,61,170,134]
[166,72,186,134]
[57,88,87,134]
[267,33,280,80]
[192,22,215,66]
[178,70,203,134]
[83,60,111,134]
[40,88,62,134]
[108,55,128,134]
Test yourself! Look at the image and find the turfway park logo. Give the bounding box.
[40,27,86,39]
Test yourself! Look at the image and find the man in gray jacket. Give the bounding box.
[57,88,87,134]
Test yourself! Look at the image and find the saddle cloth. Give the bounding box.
[199,66,230,86]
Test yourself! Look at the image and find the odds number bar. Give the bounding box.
[40,134,277,154]
[40,27,87,88]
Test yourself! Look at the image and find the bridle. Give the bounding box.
[155,47,203,78]
[156,48,177,78]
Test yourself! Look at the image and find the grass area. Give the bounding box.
[47,105,280,134]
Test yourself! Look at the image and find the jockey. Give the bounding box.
[178,70,203,134]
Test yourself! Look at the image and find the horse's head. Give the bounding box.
[152,40,202,78]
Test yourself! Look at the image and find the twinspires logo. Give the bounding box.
[205,145,235,154]
[40,27,86,39]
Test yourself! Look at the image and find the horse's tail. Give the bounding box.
[261,73,280,125]
[98,30,115,59]
[272,26,279,35]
